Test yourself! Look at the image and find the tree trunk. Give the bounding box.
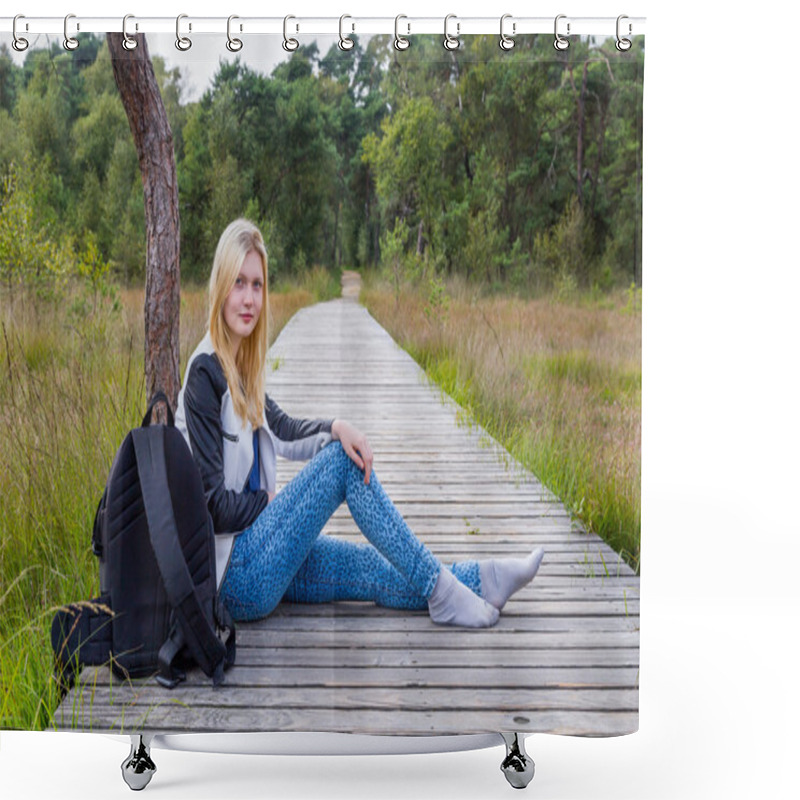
[107,32,181,416]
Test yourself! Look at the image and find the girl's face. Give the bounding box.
[223,249,264,356]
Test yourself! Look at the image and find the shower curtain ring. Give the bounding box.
[283,15,299,52]
[122,14,138,50]
[226,15,243,52]
[443,14,460,51]
[554,14,570,51]
[499,14,515,51]
[176,14,192,51]
[64,14,79,51]
[615,15,632,51]
[339,15,355,50]
[394,15,410,51]
[12,14,29,51]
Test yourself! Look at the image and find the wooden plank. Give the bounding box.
[229,647,640,669]
[240,615,639,634]
[235,629,640,649]
[316,528,605,544]
[319,518,581,531]
[60,686,638,713]
[311,503,572,517]
[415,542,630,554]
[262,600,639,617]
[232,583,638,602]
[55,703,639,737]
[64,662,638,695]
[318,491,559,503]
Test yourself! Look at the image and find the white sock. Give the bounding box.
[427,568,500,628]
[479,547,545,610]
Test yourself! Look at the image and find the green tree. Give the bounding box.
[0,165,68,297]
[0,43,20,113]
[363,95,453,264]
[103,138,145,282]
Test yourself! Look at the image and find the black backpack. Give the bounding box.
[51,391,235,692]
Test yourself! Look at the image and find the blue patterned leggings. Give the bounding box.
[219,441,482,622]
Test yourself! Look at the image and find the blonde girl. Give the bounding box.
[176,219,543,626]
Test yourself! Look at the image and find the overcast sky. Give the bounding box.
[5,31,345,102]
[5,30,617,104]
[149,33,346,102]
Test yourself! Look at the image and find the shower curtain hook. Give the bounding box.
[122,14,138,51]
[615,15,632,51]
[499,14,515,51]
[554,14,570,51]
[176,14,192,51]
[226,15,243,52]
[443,14,460,51]
[283,15,299,52]
[394,14,410,51]
[63,14,79,51]
[12,14,29,51]
[339,15,355,51]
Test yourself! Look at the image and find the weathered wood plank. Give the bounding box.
[235,629,640,649]
[60,686,639,714]
[56,702,639,737]
[324,502,572,516]
[241,614,639,634]
[261,600,639,617]
[228,647,640,669]
[72,664,639,691]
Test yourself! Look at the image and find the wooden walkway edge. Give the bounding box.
[53,281,639,738]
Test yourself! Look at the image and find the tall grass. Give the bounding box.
[362,276,641,570]
[0,281,318,731]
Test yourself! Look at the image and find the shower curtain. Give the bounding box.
[0,10,643,794]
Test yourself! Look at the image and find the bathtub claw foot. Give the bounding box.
[500,732,535,789]
[122,735,157,791]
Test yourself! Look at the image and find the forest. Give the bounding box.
[0,33,643,295]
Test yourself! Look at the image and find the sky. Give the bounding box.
[6,28,340,102]
[6,29,625,105]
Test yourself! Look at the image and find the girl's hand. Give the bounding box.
[332,419,373,484]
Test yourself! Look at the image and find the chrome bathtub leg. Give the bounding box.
[500,732,535,789]
[121,734,157,791]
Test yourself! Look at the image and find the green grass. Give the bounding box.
[362,277,641,571]
[0,291,143,730]
[0,279,321,731]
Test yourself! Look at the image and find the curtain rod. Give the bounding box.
[1,15,646,39]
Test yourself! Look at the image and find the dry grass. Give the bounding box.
[0,281,317,731]
[362,277,641,568]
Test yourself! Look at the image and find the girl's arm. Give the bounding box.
[183,354,270,531]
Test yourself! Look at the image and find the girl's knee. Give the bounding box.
[325,440,360,474]
[326,440,346,459]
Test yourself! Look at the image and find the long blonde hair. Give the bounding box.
[208,219,270,430]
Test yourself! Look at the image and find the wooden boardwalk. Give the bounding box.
[54,286,639,738]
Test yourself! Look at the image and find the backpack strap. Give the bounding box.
[131,426,228,686]
[91,485,108,558]
[157,602,236,689]
[156,620,187,689]
[215,596,237,670]
[90,389,174,563]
